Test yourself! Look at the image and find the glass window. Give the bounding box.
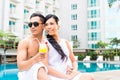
[71,4,77,10]
[71,35,78,41]
[88,21,100,29]
[71,24,77,30]
[9,20,16,32]
[88,32,100,41]
[36,0,40,4]
[53,10,56,14]
[71,14,77,20]
[45,6,48,13]
[53,0,56,5]
[23,24,29,35]
[9,3,16,14]
[88,0,99,7]
[24,9,29,19]
[88,9,100,18]
[88,43,98,49]
[10,3,16,8]
[24,9,29,14]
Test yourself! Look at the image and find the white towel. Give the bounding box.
[49,73,81,80]
[18,62,48,80]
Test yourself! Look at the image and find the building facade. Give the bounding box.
[0,0,59,39]
[59,0,120,49]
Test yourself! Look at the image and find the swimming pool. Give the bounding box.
[0,62,120,80]
[78,62,120,73]
[0,63,18,80]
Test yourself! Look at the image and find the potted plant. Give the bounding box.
[0,30,20,50]
[114,49,120,61]
[110,37,120,61]
[103,50,110,61]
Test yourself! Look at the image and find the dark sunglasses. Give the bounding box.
[28,22,42,28]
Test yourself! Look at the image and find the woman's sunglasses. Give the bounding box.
[28,22,42,28]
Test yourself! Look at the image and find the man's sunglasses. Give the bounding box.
[28,22,43,28]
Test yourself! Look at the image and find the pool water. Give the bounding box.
[0,63,18,80]
[78,62,120,73]
[0,62,120,80]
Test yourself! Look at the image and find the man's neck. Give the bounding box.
[31,35,43,43]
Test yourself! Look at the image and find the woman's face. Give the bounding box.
[44,17,59,36]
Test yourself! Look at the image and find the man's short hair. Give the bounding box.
[30,13,45,23]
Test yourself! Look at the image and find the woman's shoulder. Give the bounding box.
[61,38,69,43]
[61,38,67,41]
[61,39,73,47]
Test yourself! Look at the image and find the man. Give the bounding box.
[17,13,50,80]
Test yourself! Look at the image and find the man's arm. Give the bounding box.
[17,39,36,71]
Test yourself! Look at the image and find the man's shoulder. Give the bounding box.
[19,37,30,44]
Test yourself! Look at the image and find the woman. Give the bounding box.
[44,14,94,80]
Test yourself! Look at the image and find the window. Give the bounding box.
[88,0,99,7]
[24,9,29,18]
[9,20,16,32]
[91,10,96,18]
[45,6,48,13]
[88,32,100,41]
[23,24,29,35]
[88,43,98,49]
[9,3,16,14]
[88,9,100,18]
[71,14,77,20]
[53,10,56,14]
[71,35,78,41]
[71,24,77,30]
[71,4,77,10]
[53,0,55,5]
[88,21,100,29]
[36,0,40,4]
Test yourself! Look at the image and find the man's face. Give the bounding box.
[29,16,44,36]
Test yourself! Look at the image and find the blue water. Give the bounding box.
[0,62,120,80]
[0,63,18,80]
[78,62,120,73]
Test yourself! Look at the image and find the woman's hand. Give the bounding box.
[66,70,79,80]
[66,66,73,74]
[66,66,78,74]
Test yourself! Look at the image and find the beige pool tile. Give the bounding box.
[93,70,120,80]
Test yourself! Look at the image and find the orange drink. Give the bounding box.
[39,43,48,58]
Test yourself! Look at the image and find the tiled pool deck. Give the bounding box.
[93,70,120,80]
[83,61,120,80]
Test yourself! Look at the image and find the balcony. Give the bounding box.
[45,0,52,6]
[24,1,34,9]
[24,15,29,23]
[9,10,19,20]
[9,13,19,20]
[53,2,59,9]
[10,0,21,3]
[35,5,44,14]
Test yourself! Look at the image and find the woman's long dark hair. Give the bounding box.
[45,14,67,61]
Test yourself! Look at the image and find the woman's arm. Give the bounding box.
[66,40,78,71]
[47,65,79,79]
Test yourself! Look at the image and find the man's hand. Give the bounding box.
[33,52,46,63]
